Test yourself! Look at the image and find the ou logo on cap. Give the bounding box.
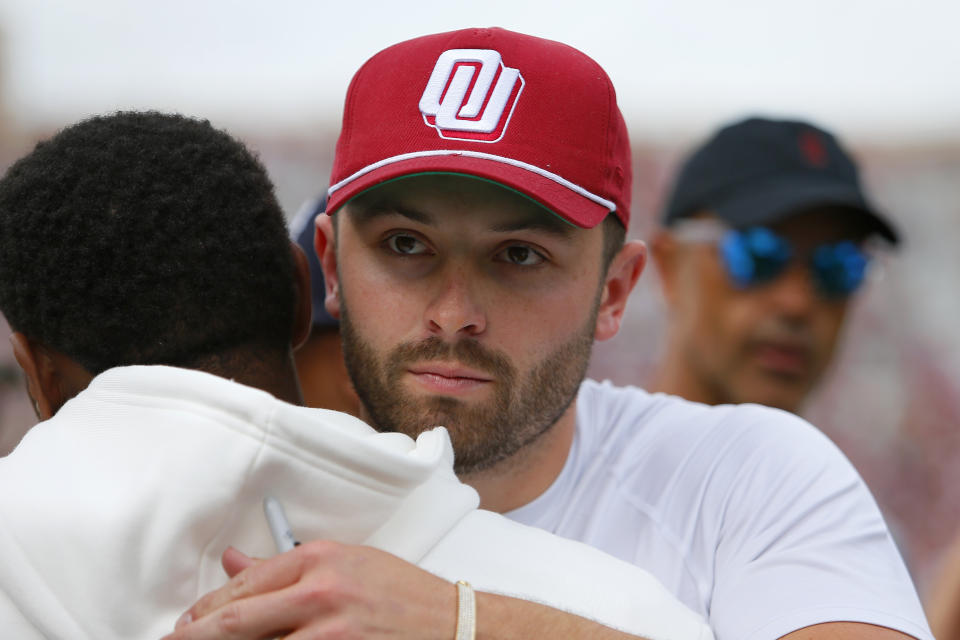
[419,49,525,143]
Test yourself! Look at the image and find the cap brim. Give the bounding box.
[714,177,900,244]
[325,154,613,229]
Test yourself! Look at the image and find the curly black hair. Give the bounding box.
[0,111,296,375]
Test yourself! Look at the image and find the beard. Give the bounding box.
[339,303,596,475]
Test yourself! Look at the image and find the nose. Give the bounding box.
[424,264,487,339]
[766,262,819,320]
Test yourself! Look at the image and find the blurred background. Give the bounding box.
[0,0,957,597]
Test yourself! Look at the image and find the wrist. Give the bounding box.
[454,581,476,640]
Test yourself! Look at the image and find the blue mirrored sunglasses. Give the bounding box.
[672,221,870,298]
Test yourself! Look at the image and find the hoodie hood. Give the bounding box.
[0,365,713,640]
[0,365,477,639]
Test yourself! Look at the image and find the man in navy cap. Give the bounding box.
[649,116,898,413]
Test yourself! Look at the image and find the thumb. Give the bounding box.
[221,546,258,577]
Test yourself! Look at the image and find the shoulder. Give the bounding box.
[574,382,931,639]
[577,378,837,478]
[574,379,870,538]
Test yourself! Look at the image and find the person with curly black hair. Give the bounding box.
[0,111,713,640]
[0,110,306,412]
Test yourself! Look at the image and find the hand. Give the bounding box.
[162,541,456,640]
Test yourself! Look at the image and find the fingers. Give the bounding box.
[222,546,258,577]
[182,545,313,625]
[163,585,303,640]
[162,541,461,640]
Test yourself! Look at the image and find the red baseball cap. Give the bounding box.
[326,27,632,229]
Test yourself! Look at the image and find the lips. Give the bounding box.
[751,340,811,377]
[406,363,493,395]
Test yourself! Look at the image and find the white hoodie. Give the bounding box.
[0,365,712,640]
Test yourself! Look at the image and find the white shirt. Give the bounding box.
[0,366,711,640]
[507,379,933,640]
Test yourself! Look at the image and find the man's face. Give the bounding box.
[325,175,609,474]
[661,208,871,413]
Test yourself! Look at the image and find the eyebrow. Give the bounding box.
[488,215,575,237]
[347,197,575,238]
[347,200,434,226]
[349,202,577,238]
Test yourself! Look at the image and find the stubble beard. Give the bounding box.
[339,302,597,476]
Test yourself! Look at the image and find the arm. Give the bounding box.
[477,592,651,640]
[781,623,918,639]
[925,531,960,640]
[162,541,649,640]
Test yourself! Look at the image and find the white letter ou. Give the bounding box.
[419,49,522,134]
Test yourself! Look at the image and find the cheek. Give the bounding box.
[338,257,418,349]
[811,303,849,360]
[715,294,769,347]
[677,257,753,353]
[485,275,600,362]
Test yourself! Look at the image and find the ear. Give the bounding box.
[10,333,59,421]
[650,229,679,308]
[290,241,313,350]
[595,240,646,342]
[314,214,341,320]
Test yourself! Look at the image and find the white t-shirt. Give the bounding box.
[507,379,933,640]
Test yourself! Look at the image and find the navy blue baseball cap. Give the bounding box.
[290,194,339,329]
[662,117,900,244]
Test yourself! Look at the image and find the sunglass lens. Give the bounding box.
[811,241,869,297]
[719,228,791,288]
[720,231,754,287]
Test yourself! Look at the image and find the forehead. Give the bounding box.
[341,174,574,235]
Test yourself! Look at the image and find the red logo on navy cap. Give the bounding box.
[799,130,829,168]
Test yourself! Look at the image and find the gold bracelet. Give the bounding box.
[455,580,476,640]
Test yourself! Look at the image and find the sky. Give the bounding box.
[1,0,959,145]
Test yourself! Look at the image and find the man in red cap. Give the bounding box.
[170,28,932,640]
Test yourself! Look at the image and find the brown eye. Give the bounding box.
[387,234,427,255]
[500,244,544,266]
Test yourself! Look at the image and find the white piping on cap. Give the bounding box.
[327,150,616,213]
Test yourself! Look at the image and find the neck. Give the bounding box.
[191,346,305,406]
[232,357,304,406]
[458,400,577,514]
